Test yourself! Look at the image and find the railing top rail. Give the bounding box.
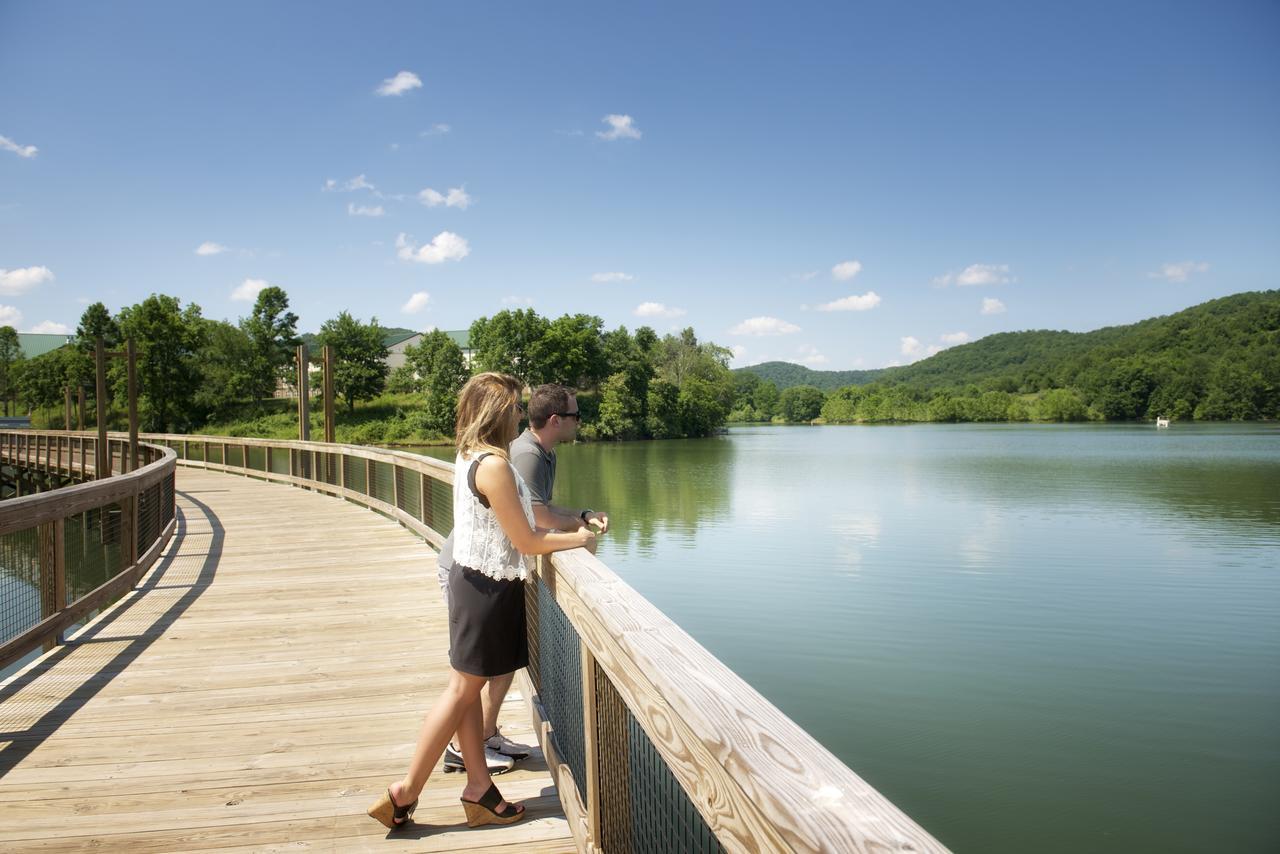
[0,432,177,536]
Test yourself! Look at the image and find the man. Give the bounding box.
[436,383,609,774]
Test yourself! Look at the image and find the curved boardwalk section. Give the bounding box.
[0,468,570,852]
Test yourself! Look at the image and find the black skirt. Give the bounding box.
[447,564,528,677]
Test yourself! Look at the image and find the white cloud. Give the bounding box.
[591,271,634,283]
[1149,260,1209,282]
[797,345,828,366]
[376,70,422,96]
[981,297,1006,315]
[421,124,451,137]
[730,344,748,361]
[396,231,470,264]
[418,187,472,209]
[0,265,54,295]
[27,320,72,334]
[831,260,863,281]
[900,336,921,356]
[634,302,686,319]
[231,278,271,302]
[501,296,535,306]
[401,291,430,313]
[817,291,881,312]
[324,174,376,193]
[958,264,1012,286]
[731,316,801,336]
[926,345,945,356]
[194,241,228,256]
[941,331,970,345]
[0,305,21,325]
[597,114,641,141]
[348,202,385,217]
[0,135,38,158]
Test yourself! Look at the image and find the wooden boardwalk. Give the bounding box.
[0,468,572,853]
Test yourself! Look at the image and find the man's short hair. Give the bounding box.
[528,384,576,428]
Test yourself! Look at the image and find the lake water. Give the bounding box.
[421,422,1280,853]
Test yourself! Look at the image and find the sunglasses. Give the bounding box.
[555,411,581,420]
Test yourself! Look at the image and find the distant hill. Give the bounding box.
[736,362,886,391]
[737,291,1280,398]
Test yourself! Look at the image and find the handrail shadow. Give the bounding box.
[0,490,222,774]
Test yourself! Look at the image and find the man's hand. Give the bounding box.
[584,511,609,534]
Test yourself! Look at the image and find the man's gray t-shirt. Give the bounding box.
[437,430,556,589]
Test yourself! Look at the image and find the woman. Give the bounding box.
[367,372,595,831]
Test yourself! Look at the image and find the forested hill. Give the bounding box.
[735,362,886,391]
[739,290,1280,397]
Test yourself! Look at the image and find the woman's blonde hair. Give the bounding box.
[455,372,524,460]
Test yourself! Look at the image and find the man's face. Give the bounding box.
[556,394,580,443]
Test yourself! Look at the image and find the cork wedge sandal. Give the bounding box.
[367,787,417,829]
[461,782,525,828]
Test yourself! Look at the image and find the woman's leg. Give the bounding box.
[390,668,488,807]
[457,689,517,812]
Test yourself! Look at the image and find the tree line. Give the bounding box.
[3,295,736,440]
[735,290,1280,423]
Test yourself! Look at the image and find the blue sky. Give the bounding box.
[2,1,1278,370]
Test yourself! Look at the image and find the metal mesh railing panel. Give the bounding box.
[63,501,126,605]
[136,481,164,558]
[398,467,420,519]
[370,460,394,505]
[207,443,223,464]
[187,441,204,462]
[320,452,340,486]
[246,446,265,472]
[227,444,245,469]
[538,580,586,802]
[627,708,724,854]
[343,456,366,494]
[423,475,451,536]
[270,447,290,476]
[526,570,542,692]
[597,661,636,853]
[0,528,41,645]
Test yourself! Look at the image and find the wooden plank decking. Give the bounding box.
[0,468,572,852]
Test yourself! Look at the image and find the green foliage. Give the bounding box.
[469,309,549,385]
[537,313,606,387]
[402,329,468,434]
[117,294,208,432]
[0,326,21,414]
[315,312,389,412]
[738,361,885,391]
[193,320,257,422]
[593,372,645,440]
[240,286,300,400]
[779,385,826,422]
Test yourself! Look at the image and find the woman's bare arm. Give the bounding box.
[475,456,594,555]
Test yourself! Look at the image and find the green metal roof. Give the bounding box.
[385,329,471,349]
[17,333,74,359]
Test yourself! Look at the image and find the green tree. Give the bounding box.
[594,371,645,440]
[193,320,257,421]
[536,313,606,387]
[316,312,389,412]
[403,330,468,434]
[0,326,22,416]
[821,385,866,423]
[752,380,780,420]
[469,309,549,385]
[116,295,208,432]
[1034,388,1091,422]
[779,385,825,422]
[241,286,300,401]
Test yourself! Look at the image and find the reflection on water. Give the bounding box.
[405,424,1280,853]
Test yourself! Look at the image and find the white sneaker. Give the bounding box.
[484,729,531,760]
[443,742,515,774]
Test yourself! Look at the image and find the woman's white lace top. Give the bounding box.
[451,452,536,581]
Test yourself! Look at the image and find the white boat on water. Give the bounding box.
[1156,417,1171,428]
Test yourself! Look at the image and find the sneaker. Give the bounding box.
[443,742,515,775]
[484,729,531,760]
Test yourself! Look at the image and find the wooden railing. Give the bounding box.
[19,430,947,853]
[0,431,177,670]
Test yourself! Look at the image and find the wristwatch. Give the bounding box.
[580,509,593,522]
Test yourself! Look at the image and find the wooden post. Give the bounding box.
[77,386,86,431]
[322,345,335,443]
[127,338,139,473]
[64,386,73,431]
[95,336,109,479]
[420,472,431,527]
[581,644,601,846]
[297,344,311,442]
